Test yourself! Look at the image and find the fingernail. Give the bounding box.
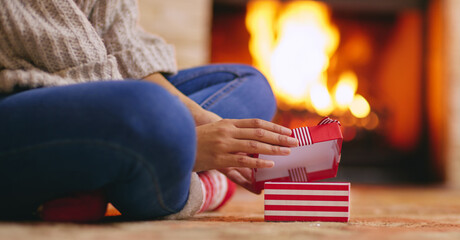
[265,161,275,168]
[288,137,299,146]
[282,127,292,135]
[281,147,291,154]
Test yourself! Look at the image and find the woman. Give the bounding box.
[0,0,298,221]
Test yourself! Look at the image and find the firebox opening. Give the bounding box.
[211,0,438,184]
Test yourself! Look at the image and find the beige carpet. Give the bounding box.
[1,185,460,240]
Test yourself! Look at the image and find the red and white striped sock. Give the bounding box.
[197,170,236,212]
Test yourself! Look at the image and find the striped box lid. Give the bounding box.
[253,117,343,192]
[264,182,350,222]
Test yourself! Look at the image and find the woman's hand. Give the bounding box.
[143,73,298,193]
[219,167,262,194]
[193,118,299,172]
[191,106,221,126]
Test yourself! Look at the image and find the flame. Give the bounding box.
[310,82,333,116]
[270,1,339,109]
[246,0,372,120]
[350,94,370,118]
[334,71,358,110]
[246,1,279,78]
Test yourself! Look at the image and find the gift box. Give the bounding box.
[264,182,350,222]
[252,117,343,192]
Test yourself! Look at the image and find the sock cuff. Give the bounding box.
[163,172,204,220]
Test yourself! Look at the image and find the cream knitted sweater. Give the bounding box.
[0,0,177,93]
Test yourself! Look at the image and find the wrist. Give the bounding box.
[191,104,221,126]
[143,73,221,125]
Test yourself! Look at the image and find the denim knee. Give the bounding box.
[239,65,277,121]
[102,81,197,177]
[106,81,197,214]
[66,81,197,217]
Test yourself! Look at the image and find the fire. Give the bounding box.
[246,0,371,120]
[246,0,279,77]
[334,71,358,110]
[350,94,370,118]
[310,82,333,116]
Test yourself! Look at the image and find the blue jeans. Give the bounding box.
[0,64,276,220]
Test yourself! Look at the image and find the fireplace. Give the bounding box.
[211,0,449,183]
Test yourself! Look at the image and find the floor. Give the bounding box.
[1,185,460,240]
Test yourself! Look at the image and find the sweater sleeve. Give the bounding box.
[88,0,178,79]
[0,0,123,93]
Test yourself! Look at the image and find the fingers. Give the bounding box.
[194,118,294,172]
[227,138,292,155]
[234,128,298,148]
[220,168,261,194]
[218,154,274,169]
[232,119,292,136]
[232,167,253,180]
[221,167,253,183]
[228,119,298,154]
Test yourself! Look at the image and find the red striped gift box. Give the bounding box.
[264,182,350,222]
[253,117,343,192]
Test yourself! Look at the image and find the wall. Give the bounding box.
[444,0,460,186]
[137,0,213,69]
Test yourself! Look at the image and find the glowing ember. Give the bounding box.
[362,112,379,130]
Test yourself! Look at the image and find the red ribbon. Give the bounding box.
[291,117,341,147]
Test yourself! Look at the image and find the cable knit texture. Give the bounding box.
[0,0,177,93]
